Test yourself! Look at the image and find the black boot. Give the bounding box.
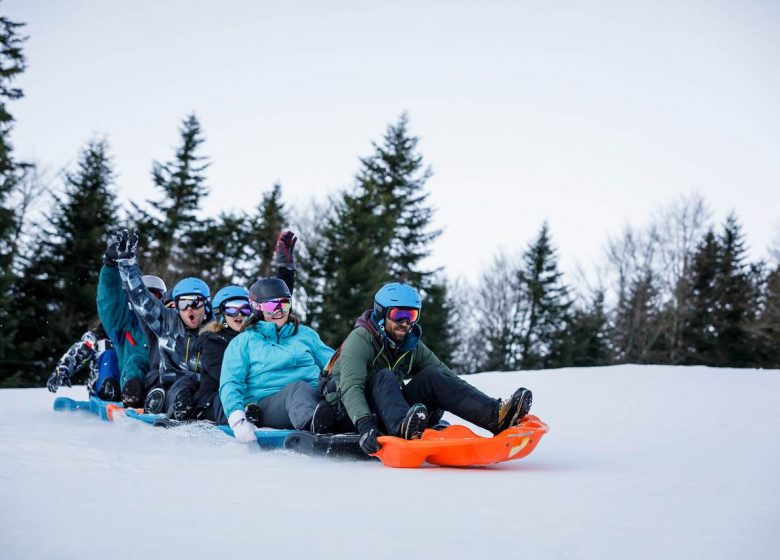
[492,387,533,434]
[98,378,121,402]
[172,389,195,421]
[122,378,144,408]
[310,401,338,434]
[144,387,166,415]
[245,402,262,425]
[398,403,428,440]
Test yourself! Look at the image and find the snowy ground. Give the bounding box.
[1,365,778,559]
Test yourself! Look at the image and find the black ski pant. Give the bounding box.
[216,380,319,430]
[370,366,499,435]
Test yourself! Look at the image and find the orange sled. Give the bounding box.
[374,415,549,468]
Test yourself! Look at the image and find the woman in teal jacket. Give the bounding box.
[219,277,336,443]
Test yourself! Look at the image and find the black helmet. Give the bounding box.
[249,277,291,304]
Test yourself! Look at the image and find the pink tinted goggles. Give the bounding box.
[250,297,291,315]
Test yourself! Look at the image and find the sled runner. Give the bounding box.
[53,396,122,421]
[283,432,371,460]
[374,415,549,468]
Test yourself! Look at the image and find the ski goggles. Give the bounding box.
[250,297,291,315]
[386,307,420,323]
[223,301,252,317]
[176,296,206,311]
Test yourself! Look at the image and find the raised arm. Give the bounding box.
[46,331,98,393]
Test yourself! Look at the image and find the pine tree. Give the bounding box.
[681,230,720,365]
[133,114,209,285]
[514,222,572,369]
[753,265,780,368]
[241,183,287,282]
[611,271,663,363]
[310,115,447,350]
[566,290,612,367]
[0,11,27,370]
[5,140,116,386]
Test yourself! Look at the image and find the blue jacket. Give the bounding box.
[219,320,334,418]
[96,265,150,387]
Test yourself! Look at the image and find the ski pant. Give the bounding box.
[370,366,499,435]
[216,380,319,429]
[160,373,220,421]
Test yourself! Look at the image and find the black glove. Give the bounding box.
[122,377,144,408]
[46,365,71,393]
[356,415,381,455]
[271,230,297,271]
[116,229,139,266]
[104,230,123,267]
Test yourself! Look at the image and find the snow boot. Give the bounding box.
[144,387,166,415]
[122,377,144,408]
[98,378,121,402]
[398,403,428,440]
[172,390,195,421]
[310,401,338,434]
[245,402,262,425]
[492,387,533,435]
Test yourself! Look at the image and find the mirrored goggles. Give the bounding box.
[387,307,420,323]
[223,302,252,317]
[250,297,291,315]
[176,296,206,311]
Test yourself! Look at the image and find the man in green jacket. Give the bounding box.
[328,282,533,455]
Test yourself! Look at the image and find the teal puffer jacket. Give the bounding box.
[219,320,334,418]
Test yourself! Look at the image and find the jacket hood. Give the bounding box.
[354,309,422,354]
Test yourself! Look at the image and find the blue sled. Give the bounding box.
[216,425,291,449]
[53,396,122,421]
[123,408,165,425]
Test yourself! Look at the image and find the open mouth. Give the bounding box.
[187,312,196,323]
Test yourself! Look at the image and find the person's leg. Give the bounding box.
[253,381,320,430]
[402,365,499,431]
[164,374,199,419]
[95,349,121,401]
[368,369,411,434]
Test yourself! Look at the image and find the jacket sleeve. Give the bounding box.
[336,329,376,425]
[219,335,251,419]
[55,331,98,378]
[118,262,178,338]
[302,327,334,370]
[277,267,295,294]
[96,265,130,341]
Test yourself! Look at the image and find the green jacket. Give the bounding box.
[330,309,456,424]
[96,265,150,387]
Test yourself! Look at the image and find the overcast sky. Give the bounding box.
[6,0,780,284]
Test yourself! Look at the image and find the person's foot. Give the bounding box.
[398,403,428,440]
[122,378,144,408]
[310,401,338,434]
[144,387,166,415]
[98,378,121,402]
[245,403,262,425]
[172,390,195,421]
[493,387,533,434]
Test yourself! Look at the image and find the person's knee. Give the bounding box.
[416,365,447,382]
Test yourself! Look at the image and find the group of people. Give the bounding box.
[48,229,534,455]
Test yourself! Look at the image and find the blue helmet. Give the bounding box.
[213,285,249,310]
[373,282,422,319]
[171,277,210,300]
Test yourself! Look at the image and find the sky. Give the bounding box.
[5,0,780,284]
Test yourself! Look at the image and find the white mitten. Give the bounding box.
[228,410,258,444]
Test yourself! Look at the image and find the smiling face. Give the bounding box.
[384,316,412,343]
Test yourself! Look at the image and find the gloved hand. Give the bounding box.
[271,230,297,271]
[46,366,71,393]
[228,410,259,444]
[116,229,139,267]
[104,230,123,267]
[356,415,381,455]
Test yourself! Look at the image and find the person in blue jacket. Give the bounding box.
[219,276,337,444]
[99,233,167,408]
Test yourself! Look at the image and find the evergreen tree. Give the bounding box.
[5,140,116,386]
[133,114,209,285]
[753,264,780,368]
[0,11,26,369]
[311,115,446,349]
[240,183,287,282]
[565,290,612,367]
[514,222,572,369]
[610,271,663,363]
[681,230,720,364]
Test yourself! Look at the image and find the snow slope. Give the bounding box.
[1,365,778,559]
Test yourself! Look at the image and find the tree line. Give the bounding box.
[1,11,778,387]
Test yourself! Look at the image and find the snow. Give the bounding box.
[1,365,778,559]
